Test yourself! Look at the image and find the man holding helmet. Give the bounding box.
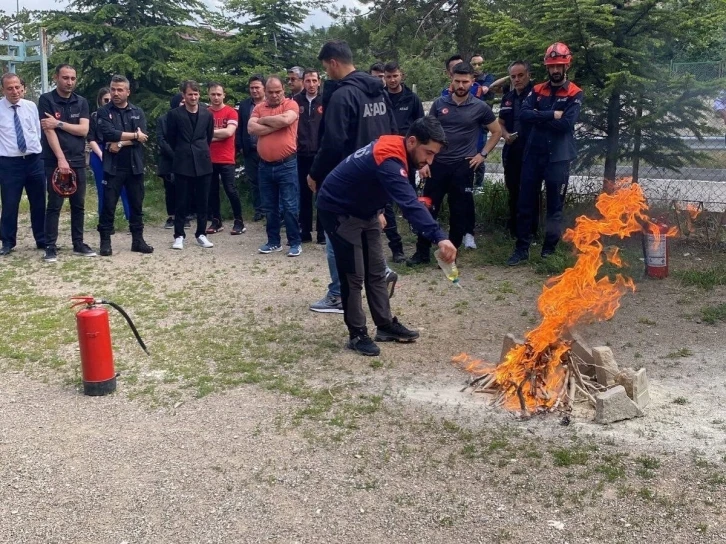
[507,42,583,266]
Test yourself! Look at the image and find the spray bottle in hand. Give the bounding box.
[434,249,462,289]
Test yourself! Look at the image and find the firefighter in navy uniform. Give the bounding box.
[507,42,583,266]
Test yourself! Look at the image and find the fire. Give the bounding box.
[454,180,658,415]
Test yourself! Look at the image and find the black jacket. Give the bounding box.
[498,81,533,162]
[156,111,174,176]
[384,84,424,136]
[308,71,397,183]
[235,97,259,157]
[38,90,90,168]
[293,93,323,156]
[96,101,147,176]
[166,106,214,177]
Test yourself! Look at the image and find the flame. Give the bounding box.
[454,180,658,414]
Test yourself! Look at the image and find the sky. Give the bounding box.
[17,0,358,29]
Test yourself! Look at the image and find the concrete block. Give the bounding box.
[593,346,619,387]
[564,330,595,376]
[614,367,636,397]
[632,368,651,408]
[500,333,524,365]
[595,385,644,424]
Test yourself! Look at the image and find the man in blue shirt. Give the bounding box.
[316,117,457,356]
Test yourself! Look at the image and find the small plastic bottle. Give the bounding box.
[434,249,462,288]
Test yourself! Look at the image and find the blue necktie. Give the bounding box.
[12,105,27,154]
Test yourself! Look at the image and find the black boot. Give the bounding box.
[99,234,112,257]
[131,234,154,254]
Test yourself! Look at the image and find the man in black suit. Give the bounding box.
[236,75,266,221]
[166,80,215,250]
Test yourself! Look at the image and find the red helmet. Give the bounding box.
[544,42,572,67]
[51,167,78,197]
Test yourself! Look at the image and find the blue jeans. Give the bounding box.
[0,154,46,248]
[259,156,301,247]
[90,152,130,220]
[326,233,340,298]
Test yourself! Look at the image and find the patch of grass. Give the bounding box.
[673,265,726,290]
[637,318,657,326]
[595,454,626,482]
[636,455,661,470]
[665,348,693,359]
[552,447,589,467]
[701,303,726,325]
[638,487,655,501]
[672,396,689,405]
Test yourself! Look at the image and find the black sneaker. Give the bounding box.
[99,238,112,257]
[253,212,264,222]
[374,317,420,343]
[0,246,13,256]
[73,243,97,257]
[385,269,398,299]
[406,251,430,267]
[43,246,58,263]
[507,250,529,266]
[317,236,326,245]
[206,218,224,234]
[231,219,246,235]
[392,250,406,264]
[164,217,174,229]
[346,334,381,356]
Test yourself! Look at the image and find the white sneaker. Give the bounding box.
[172,236,184,250]
[196,234,214,248]
[463,233,477,249]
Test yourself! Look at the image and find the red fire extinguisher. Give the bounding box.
[71,296,149,396]
[642,222,670,279]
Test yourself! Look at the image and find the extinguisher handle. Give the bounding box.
[70,295,97,309]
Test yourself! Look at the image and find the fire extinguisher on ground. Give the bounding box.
[71,296,149,396]
[642,222,670,279]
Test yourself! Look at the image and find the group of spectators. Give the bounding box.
[0,39,583,356]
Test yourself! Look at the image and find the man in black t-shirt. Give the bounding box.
[39,64,94,262]
[407,63,502,265]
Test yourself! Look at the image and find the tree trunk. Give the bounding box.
[603,88,621,188]
[455,0,473,58]
[632,100,643,183]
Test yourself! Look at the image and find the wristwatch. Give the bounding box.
[480,151,488,159]
[58,121,64,129]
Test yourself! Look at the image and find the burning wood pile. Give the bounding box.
[453,181,659,422]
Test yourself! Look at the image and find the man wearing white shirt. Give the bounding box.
[0,73,46,255]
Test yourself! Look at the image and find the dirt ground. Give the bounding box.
[1,208,725,543]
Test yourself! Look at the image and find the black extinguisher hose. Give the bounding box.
[100,300,150,356]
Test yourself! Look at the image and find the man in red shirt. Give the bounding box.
[206,82,245,235]
[248,76,302,256]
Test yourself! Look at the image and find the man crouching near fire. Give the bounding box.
[313,117,457,356]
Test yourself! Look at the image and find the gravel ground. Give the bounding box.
[1,213,725,543]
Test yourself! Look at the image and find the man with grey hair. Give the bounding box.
[286,66,305,97]
[96,74,153,256]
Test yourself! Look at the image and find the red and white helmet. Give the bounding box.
[544,42,572,67]
[51,167,78,197]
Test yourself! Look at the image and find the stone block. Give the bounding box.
[595,385,644,424]
[632,368,650,408]
[614,367,636,397]
[500,333,524,365]
[564,330,595,377]
[593,346,619,387]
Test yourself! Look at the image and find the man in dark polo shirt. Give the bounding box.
[96,74,154,256]
[39,63,94,262]
[407,62,501,266]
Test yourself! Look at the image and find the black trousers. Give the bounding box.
[416,158,474,253]
[504,146,539,238]
[318,209,392,336]
[382,202,403,254]
[174,174,211,238]
[98,170,145,235]
[162,174,176,216]
[297,154,315,240]
[45,166,87,248]
[244,151,262,214]
[208,163,243,222]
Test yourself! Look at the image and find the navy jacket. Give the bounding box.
[498,81,533,161]
[317,136,446,244]
[309,71,397,184]
[520,80,583,163]
[235,97,259,157]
